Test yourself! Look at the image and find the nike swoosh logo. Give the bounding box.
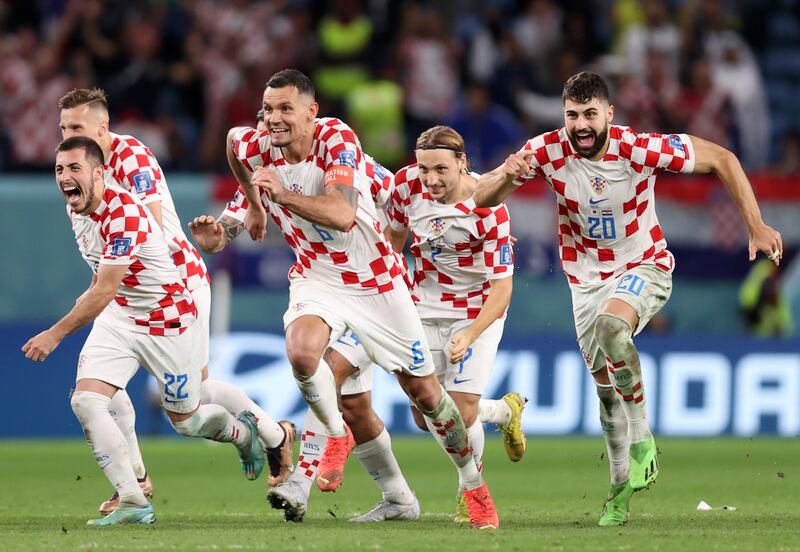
[453,377,473,384]
[589,198,608,205]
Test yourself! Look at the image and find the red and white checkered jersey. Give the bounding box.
[227,118,404,294]
[514,126,695,286]
[69,186,196,336]
[104,132,209,291]
[388,164,514,320]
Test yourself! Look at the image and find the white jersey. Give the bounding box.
[226,118,404,295]
[104,132,210,291]
[514,126,695,287]
[388,164,514,320]
[69,185,196,336]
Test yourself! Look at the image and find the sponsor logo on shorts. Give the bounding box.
[110,237,132,256]
[590,176,606,193]
[292,302,306,312]
[337,150,356,168]
[132,171,153,193]
[453,377,473,385]
[668,134,685,151]
[581,349,593,367]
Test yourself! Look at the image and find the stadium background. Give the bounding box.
[2,0,800,439]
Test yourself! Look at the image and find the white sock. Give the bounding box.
[201,379,285,448]
[108,389,147,480]
[478,399,512,426]
[71,391,147,506]
[422,388,482,491]
[170,403,251,450]
[353,428,415,505]
[597,384,630,485]
[288,408,327,500]
[294,359,346,437]
[466,420,485,472]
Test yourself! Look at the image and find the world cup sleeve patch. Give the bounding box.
[110,236,132,256]
[337,150,356,168]
[668,135,685,151]
[499,243,513,265]
[132,171,153,193]
[325,165,355,187]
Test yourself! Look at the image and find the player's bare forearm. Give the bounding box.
[690,135,763,230]
[473,169,517,208]
[385,226,408,253]
[144,199,164,229]
[51,274,121,340]
[466,276,513,341]
[216,214,246,251]
[278,185,357,231]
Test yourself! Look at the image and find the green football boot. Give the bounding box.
[498,393,528,462]
[629,436,659,490]
[236,410,266,480]
[598,480,634,527]
[453,492,469,523]
[87,503,155,526]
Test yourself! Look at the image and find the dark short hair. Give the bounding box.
[256,109,265,122]
[562,72,609,104]
[266,68,315,98]
[58,88,109,112]
[55,136,105,168]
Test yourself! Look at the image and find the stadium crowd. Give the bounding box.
[2,0,799,174]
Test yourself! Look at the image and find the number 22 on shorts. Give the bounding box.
[164,373,189,403]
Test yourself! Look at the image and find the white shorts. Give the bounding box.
[572,264,672,373]
[423,317,505,395]
[330,328,374,396]
[192,284,211,369]
[77,313,203,413]
[283,278,434,377]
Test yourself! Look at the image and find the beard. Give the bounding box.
[568,125,609,159]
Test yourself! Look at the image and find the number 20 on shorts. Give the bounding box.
[615,274,646,296]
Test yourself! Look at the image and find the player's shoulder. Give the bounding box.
[315,117,361,150]
[109,132,149,156]
[522,128,566,152]
[470,200,511,225]
[103,185,145,213]
[393,163,424,195]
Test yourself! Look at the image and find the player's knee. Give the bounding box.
[594,314,632,357]
[169,412,201,437]
[286,346,321,377]
[70,391,106,425]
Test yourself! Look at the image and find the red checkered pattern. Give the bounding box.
[431,418,472,458]
[227,118,404,295]
[515,126,694,285]
[71,186,196,336]
[606,356,644,403]
[296,456,321,478]
[388,164,514,320]
[105,133,209,291]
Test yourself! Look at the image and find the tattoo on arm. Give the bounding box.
[218,214,246,244]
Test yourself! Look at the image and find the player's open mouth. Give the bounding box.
[270,128,289,137]
[62,184,82,205]
[575,131,595,148]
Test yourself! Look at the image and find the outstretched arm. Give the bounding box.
[473,151,534,208]
[22,263,127,361]
[691,136,783,265]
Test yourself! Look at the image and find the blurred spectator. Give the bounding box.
[447,82,523,173]
[676,57,731,149]
[739,259,793,338]
[768,132,800,177]
[618,0,681,82]
[397,5,460,149]
[511,0,562,85]
[346,78,405,166]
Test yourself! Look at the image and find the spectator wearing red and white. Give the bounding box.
[473,71,784,527]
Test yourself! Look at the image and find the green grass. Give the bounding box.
[1,437,798,551]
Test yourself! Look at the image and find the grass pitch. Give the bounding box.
[1,437,798,551]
